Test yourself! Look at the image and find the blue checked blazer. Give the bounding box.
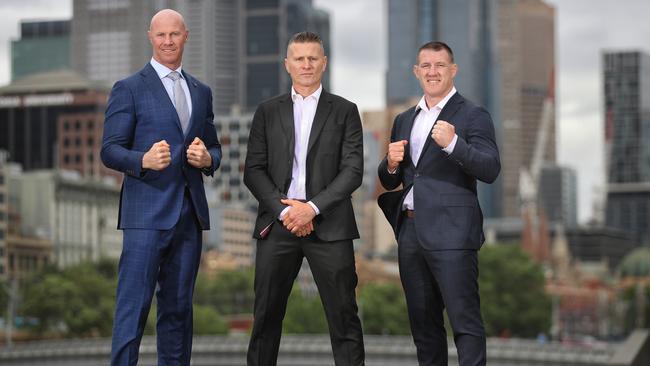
[101,63,221,230]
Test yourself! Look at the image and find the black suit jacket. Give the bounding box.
[244,90,363,242]
[378,92,500,250]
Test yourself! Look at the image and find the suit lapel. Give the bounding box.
[417,92,463,167]
[182,70,200,141]
[278,94,295,155]
[403,107,418,168]
[141,64,184,136]
[307,91,333,154]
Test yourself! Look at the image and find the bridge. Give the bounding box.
[0,330,647,365]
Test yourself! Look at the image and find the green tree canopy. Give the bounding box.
[193,304,229,335]
[20,259,117,337]
[194,268,255,315]
[358,282,410,335]
[479,244,551,338]
[283,286,328,334]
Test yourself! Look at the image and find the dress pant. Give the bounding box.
[398,216,486,366]
[247,223,365,366]
[111,191,202,366]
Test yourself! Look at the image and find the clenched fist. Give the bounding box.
[387,140,408,171]
[431,120,455,148]
[187,137,212,169]
[142,140,171,171]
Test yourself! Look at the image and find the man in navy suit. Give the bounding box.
[378,41,500,366]
[101,9,221,366]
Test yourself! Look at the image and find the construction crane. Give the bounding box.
[520,71,555,263]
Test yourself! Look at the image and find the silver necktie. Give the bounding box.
[167,71,190,134]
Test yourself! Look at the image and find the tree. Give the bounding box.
[478,244,551,338]
[620,283,650,332]
[21,274,75,334]
[283,286,328,334]
[193,304,229,335]
[194,269,255,315]
[359,282,410,335]
[61,261,116,336]
[20,260,117,337]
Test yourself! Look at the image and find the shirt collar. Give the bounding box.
[416,86,457,113]
[150,57,184,80]
[291,84,323,102]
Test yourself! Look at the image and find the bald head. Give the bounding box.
[148,9,189,70]
[150,9,186,31]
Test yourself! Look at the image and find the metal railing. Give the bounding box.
[1,331,648,366]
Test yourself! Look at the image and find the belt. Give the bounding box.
[403,210,415,218]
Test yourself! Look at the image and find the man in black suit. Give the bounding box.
[244,31,365,366]
[378,41,500,366]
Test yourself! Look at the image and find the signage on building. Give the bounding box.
[0,93,75,108]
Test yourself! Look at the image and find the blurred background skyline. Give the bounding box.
[1,0,650,223]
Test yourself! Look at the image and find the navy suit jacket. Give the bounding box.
[101,63,221,230]
[378,92,500,250]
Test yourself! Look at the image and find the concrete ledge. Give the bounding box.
[609,329,650,366]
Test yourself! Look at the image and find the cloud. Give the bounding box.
[314,0,385,109]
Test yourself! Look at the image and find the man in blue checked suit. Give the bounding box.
[100,9,221,366]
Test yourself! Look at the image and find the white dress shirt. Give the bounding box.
[280,85,322,219]
[401,87,458,210]
[150,58,192,117]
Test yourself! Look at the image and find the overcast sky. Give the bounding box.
[1,0,649,223]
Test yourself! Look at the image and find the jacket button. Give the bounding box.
[415,173,420,177]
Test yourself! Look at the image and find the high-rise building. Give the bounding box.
[215,205,256,268]
[210,111,257,206]
[70,0,329,115]
[385,0,555,219]
[243,0,330,111]
[386,0,491,108]
[539,164,578,228]
[71,0,155,85]
[497,0,556,219]
[166,0,241,115]
[11,20,71,82]
[0,69,118,181]
[604,50,650,245]
[203,112,256,266]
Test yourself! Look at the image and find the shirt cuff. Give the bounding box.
[307,201,320,215]
[443,134,458,154]
[279,206,291,220]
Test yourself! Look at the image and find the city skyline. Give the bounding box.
[1,0,650,223]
